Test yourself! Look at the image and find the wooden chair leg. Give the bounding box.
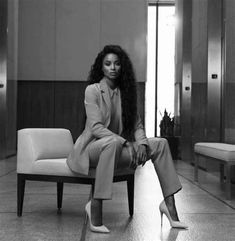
[17,174,26,217]
[194,153,199,182]
[57,182,64,210]
[91,183,95,196]
[226,164,231,200]
[127,174,134,217]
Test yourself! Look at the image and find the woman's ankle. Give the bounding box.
[164,196,179,221]
[91,199,103,226]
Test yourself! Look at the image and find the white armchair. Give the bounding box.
[17,128,135,217]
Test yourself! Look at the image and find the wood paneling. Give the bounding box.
[17,81,145,142]
[54,82,87,140]
[6,79,17,156]
[191,82,207,144]
[17,81,54,129]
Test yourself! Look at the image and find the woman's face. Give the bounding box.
[102,53,121,81]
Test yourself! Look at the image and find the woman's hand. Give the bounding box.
[136,144,147,166]
[125,142,137,169]
[125,142,147,169]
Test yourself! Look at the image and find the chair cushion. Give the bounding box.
[194,142,235,162]
[30,158,134,177]
[32,158,77,176]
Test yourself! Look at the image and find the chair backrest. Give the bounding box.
[17,128,73,173]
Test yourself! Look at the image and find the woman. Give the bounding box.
[67,45,188,233]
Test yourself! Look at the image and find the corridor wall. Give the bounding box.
[17,0,147,140]
[175,0,235,172]
[224,0,235,143]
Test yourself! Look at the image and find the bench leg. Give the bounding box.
[57,182,64,210]
[225,164,231,200]
[17,174,26,217]
[194,153,199,182]
[127,174,134,217]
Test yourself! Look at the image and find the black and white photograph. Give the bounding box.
[0,0,235,240]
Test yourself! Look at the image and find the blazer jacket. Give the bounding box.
[66,78,149,175]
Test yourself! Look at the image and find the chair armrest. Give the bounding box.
[17,128,74,174]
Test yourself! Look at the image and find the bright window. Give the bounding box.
[146,5,175,137]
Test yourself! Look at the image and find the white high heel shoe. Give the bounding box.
[159,201,188,229]
[85,201,110,233]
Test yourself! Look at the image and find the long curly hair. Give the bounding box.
[88,45,137,140]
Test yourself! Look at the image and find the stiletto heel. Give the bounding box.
[85,201,110,233]
[160,210,163,227]
[159,201,188,229]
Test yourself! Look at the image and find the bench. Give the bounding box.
[194,142,235,199]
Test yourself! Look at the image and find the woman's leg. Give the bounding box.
[164,195,179,221]
[147,137,182,221]
[90,199,103,226]
[89,136,123,200]
[88,136,125,225]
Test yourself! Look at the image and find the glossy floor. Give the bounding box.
[0,156,235,241]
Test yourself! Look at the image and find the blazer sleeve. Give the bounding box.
[84,85,126,144]
[134,114,149,147]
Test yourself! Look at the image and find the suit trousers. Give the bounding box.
[88,136,182,199]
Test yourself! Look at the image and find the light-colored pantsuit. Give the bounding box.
[67,78,182,200]
[89,136,182,199]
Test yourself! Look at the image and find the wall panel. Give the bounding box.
[56,0,100,80]
[0,0,7,159]
[191,0,207,151]
[192,0,208,85]
[17,81,54,129]
[54,81,87,140]
[17,1,147,148]
[7,0,18,156]
[101,0,147,82]
[226,17,235,82]
[18,0,147,82]
[175,0,193,162]
[206,0,222,142]
[223,0,235,143]
[18,0,55,80]
[191,83,207,144]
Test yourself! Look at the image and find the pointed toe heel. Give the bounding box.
[159,201,188,229]
[85,201,110,233]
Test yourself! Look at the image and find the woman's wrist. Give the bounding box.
[123,140,129,146]
[141,144,147,150]
[123,140,132,147]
